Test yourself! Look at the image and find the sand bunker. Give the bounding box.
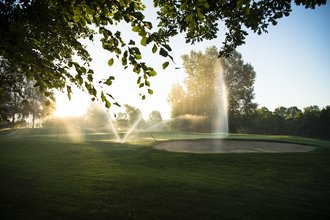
[154,139,316,153]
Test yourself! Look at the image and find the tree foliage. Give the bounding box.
[0,58,53,127]
[1,0,326,107]
[1,0,173,107]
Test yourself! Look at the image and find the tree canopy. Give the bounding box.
[0,0,327,107]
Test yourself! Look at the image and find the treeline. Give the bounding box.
[168,105,330,139]
[236,105,330,139]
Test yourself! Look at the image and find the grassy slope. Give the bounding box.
[0,128,329,219]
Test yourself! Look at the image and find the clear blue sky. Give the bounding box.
[56,2,330,119]
[238,3,330,111]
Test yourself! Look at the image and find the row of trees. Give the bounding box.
[246,105,330,138]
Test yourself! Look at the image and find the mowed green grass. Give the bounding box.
[0,128,330,219]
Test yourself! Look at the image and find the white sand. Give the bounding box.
[154,139,316,153]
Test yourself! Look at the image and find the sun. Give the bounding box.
[54,91,91,117]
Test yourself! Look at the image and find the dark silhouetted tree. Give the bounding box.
[245,105,329,139]
[0,59,53,127]
[320,106,330,138]
[85,103,109,130]
[149,110,162,124]
[300,105,321,137]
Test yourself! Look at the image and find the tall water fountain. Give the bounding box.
[212,61,229,137]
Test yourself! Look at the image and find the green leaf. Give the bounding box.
[163,44,172,52]
[159,48,168,57]
[73,9,80,23]
[145,80,150,86]
[113,102,121,107]
[139,83,144,88]
[92,87,97,96]
[148,70,157,76]
[87,74,93,82]
[115,48,121,54]
[104,79,112,86]
[66,86,72,100]
[144,21,153,29]
[132,26,139,32]
[114,31,121,38]
[108,58,114,66]
[140,37,147,46]
[137,76,142,84]
[128,40,135,45]
[162,61,169,69]
[107,93,114,100]
[152,44,157,53]
[133,12,145,20]
[105,100,111,108]
[135,54,142,59]
[101,91,106,102]
[66,85,72,94]
[148,89,153,94]
[122,57,127,65]
[133,66,141,74]
[142,95,146,100]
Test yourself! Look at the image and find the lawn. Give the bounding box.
[0,128,330,219]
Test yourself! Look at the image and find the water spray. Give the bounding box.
[121,116,142,143]
[108,117,121,142]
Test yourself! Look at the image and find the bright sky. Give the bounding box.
[55,2,330,119]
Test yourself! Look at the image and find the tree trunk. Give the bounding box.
[11,113,15,128]
[32,112,35,128]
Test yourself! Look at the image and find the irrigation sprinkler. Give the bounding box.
[150,134,158,143]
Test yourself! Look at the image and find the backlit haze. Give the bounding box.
[55,2,330,119]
